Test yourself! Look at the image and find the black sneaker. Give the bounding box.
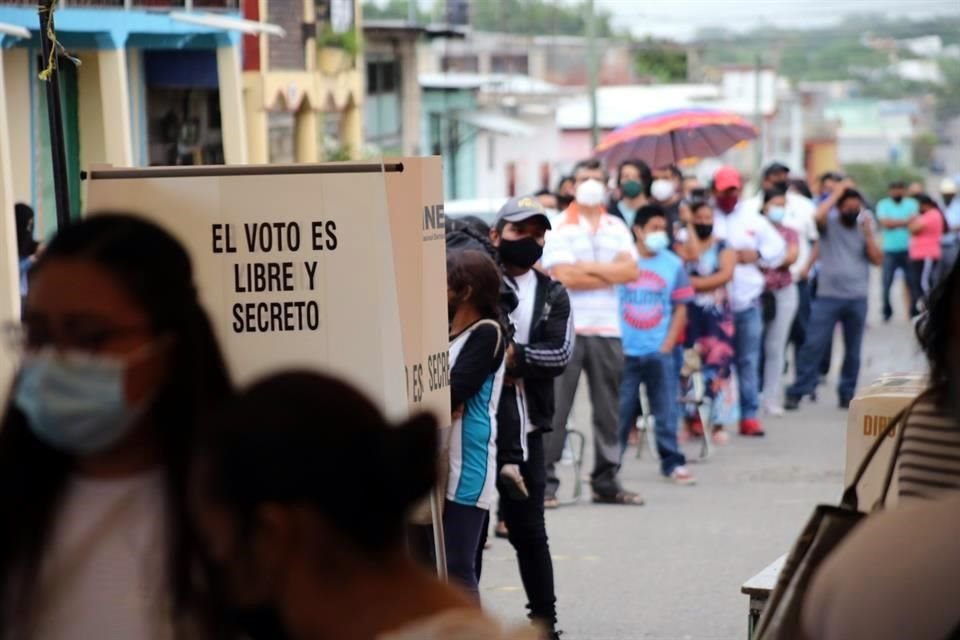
[784,395,801,411]
[839,397,851,410]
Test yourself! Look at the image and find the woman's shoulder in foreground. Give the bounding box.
[379,609,544,640]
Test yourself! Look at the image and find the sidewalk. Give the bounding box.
[482,271,924,639]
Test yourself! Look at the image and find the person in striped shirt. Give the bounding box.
[897,255,960,501]
[541,159,642,506]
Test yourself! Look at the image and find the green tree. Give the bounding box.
[843,163,925,205]
[935,60,960,121]
[633,41,688,82]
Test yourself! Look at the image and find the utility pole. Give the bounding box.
[38,0,71,229]
[586,0,599,148]
[408,0,416,24]
[753,53,763,177]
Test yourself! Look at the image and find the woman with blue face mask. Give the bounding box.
[0,214,232,639]
[760,187,800,417]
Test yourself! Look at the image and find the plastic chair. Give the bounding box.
[558,427,586,505]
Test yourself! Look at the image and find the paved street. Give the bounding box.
[483,276,925,640]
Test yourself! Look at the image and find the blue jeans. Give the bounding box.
[787,297,868,403]
[733,306,763,420]
[881,250,910,320]
[618,352,686,475]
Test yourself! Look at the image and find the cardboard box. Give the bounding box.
[84,160,450,427]
[845,372,927,511]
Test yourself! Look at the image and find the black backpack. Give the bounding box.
[445,217,518,339]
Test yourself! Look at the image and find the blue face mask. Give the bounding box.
[767,205,786,224]
[643,230,670,253]
[14,348,145,455]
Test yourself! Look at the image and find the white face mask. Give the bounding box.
[651,179,676,202]
[575,179,606,208]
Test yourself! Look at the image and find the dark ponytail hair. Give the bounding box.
[763,185,787,205]
[199,371,438,553]
[0,213,232,636]
[446,249,510,336]
[916,255,960,401]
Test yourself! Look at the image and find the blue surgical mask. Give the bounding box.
[14,348,146,454]
[767,206,786,224]
[644,230,670,253]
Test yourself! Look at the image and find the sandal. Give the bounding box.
[592,490,645,506]
[494,520,509,539]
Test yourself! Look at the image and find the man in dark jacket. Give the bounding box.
[489,196,574,639]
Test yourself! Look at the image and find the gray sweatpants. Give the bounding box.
[544,335,624,499]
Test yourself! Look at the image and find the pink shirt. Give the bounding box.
[909,209,944,260]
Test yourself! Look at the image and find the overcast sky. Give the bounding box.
[397,0,960,41]
[594,0,960,41]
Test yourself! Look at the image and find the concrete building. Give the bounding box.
[419,72,566,201]
[824,99,920,167]
[420,31,698,87]
[241,0,364,163]
[363,20,425,157]
[0,3,251,236]
[0,0,365,233]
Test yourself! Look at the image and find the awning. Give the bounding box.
[457,111,535,137]
[170,12,285,37]
[0,21,29,40]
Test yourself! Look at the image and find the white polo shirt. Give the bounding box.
[542,205,637,337]
[713,203,786,312]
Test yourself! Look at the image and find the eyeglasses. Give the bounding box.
[4,318,152,354]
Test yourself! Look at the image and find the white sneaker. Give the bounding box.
[669,466,697,486]
[764,403,785,417]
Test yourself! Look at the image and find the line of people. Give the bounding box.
[437,158,910,636]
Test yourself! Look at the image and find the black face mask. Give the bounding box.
[840,210,860,227]
[892,195,904,204]
[499,236,544,269]
[693,224,714,240]
[771,179,789,192]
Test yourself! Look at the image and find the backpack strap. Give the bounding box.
[840,391,926,511]
[471,318,503,358]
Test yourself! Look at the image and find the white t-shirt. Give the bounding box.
[743,192,819,281]
[508,269,538,439]
[28,472,170,640]
[541,206,637,337]
[509,269,538,345]
[782,193,819,281]
[713,203,787,312]
[803,493,960,640]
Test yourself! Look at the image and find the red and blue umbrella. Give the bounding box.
[595,107,758,169]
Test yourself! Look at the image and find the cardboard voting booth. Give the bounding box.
[845,372,927,511]
[84,159,450,428]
